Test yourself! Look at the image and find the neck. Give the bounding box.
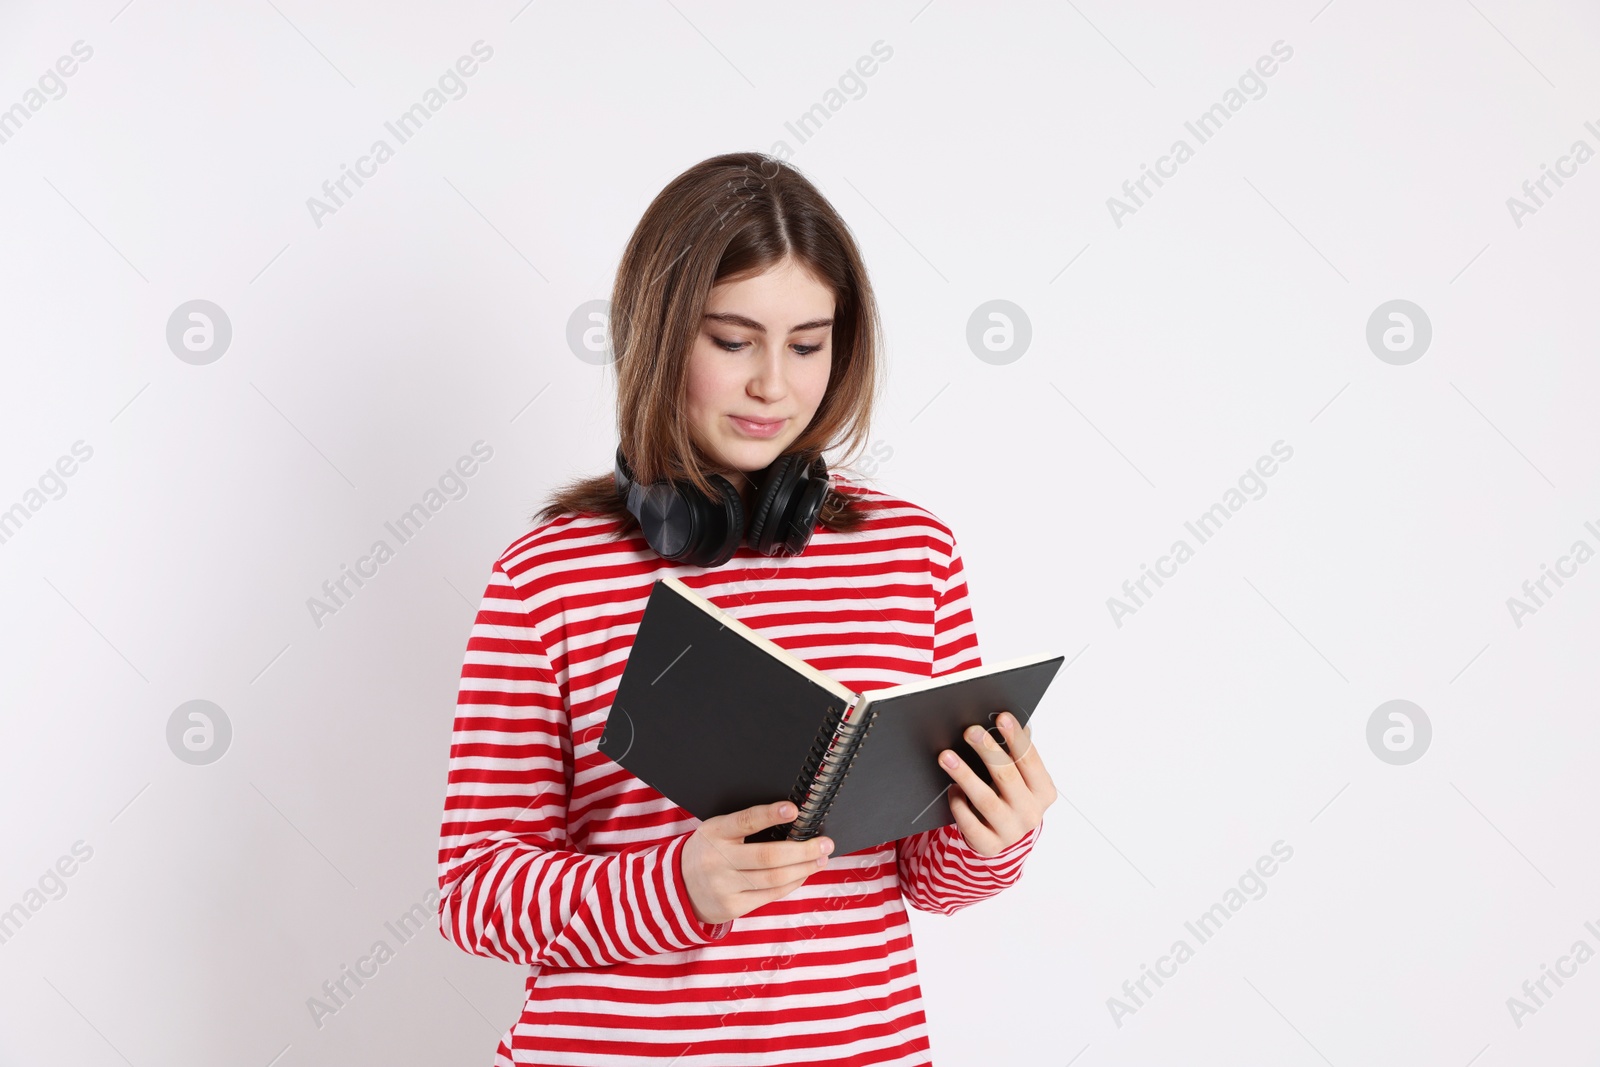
[728,470,758,517]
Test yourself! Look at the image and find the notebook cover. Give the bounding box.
[814,654,1066,857]
[597,579,852,835]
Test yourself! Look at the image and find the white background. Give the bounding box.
[1,1,1598,1064]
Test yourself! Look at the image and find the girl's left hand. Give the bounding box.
[937,711,1057,857]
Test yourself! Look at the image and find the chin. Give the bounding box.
[717,433,788,471]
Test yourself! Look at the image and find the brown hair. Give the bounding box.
[531,151,882,536]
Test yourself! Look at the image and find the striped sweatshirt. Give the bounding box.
[436,474,1042,1065]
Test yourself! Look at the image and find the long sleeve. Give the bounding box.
[896,531,1044,915]
[436,560,733,967]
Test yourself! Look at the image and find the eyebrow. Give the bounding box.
[703,312,834,334]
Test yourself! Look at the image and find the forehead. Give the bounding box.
[707,259,834,314]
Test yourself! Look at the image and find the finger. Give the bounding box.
[737,851,831,890]
[721,801,797,840]
[741,872,815,906]
[953,724,1036,840]
[960,721,1030,808]
[947,787,1000,855]
[937,742,1007,827]
[737,837,833,871]
[994,712,1055,799]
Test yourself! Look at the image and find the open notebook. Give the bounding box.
[597,576,1065,857]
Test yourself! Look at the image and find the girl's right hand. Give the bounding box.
[681,802,834,926]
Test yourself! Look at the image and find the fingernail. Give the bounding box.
[819,840,833,855]
[781,804,794,817]
[941,752,957,767]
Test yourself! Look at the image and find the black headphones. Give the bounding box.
[614,444,831,568]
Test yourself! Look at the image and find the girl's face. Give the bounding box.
[686,257,835,492]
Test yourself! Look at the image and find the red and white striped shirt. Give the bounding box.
[436,474,1042,1065]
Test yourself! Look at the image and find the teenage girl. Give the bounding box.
[436,152,1057,1066]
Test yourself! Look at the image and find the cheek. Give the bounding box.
[684,344,727,413]
[802,359,833,410]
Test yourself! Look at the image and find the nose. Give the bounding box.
[746,344,788,402]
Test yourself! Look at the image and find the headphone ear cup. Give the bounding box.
[785,464,830,553]
[617,446,687,559]
[780,455,830,554]
[749,453,828,556]
[687,474,745,568]
[618,444,746,568]
[626,477,694,561]
[744,453,799,556]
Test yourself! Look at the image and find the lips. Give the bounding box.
[729,415,787,438]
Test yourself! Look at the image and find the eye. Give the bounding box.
[713,338,824,356]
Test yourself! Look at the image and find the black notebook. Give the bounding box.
[597,576,1066,857]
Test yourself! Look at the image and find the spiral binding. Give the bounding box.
[785,698,875,840]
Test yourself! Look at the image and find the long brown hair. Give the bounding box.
[532,151,882,536]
